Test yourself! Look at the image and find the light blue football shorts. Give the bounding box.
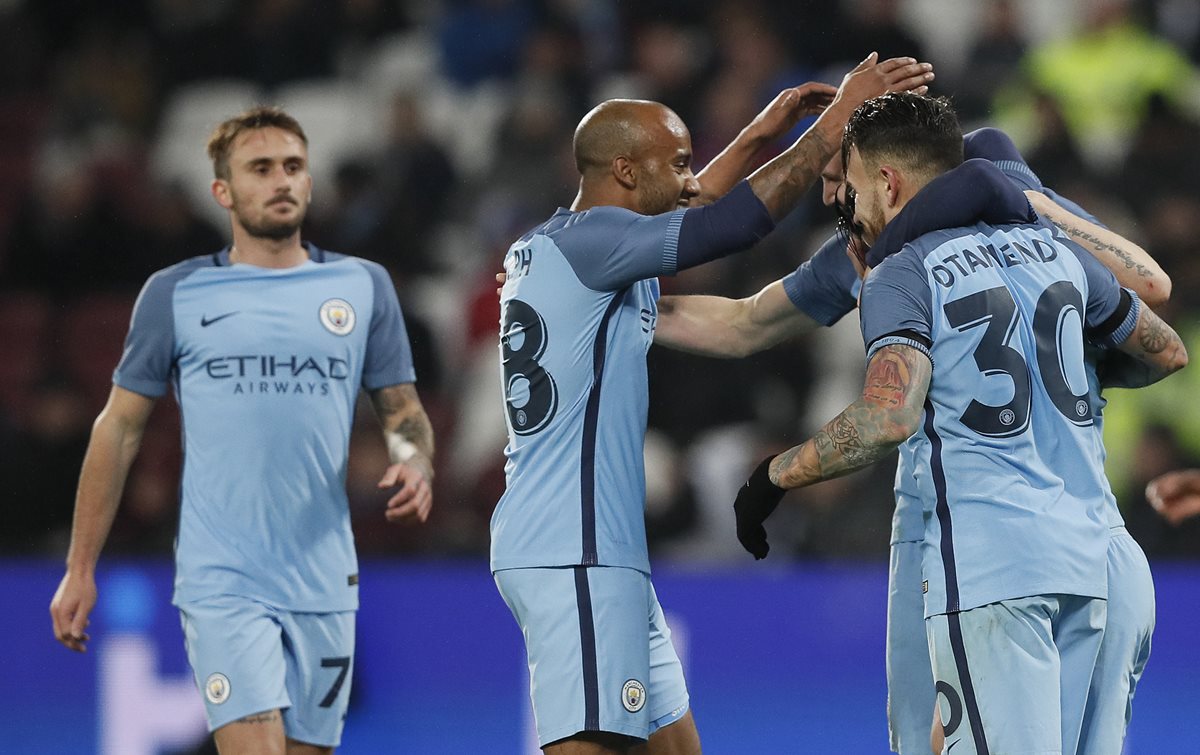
[178,595,355,747]
[886,539,936,755]
[1079,527,1155,754]
[494,565,690,747]
[929,594,1105,755]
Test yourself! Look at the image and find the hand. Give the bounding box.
[50,572,96,652]
[496,271,507,297]
[834,53,935,111]
[734,456,788,559]
[378,461,433,524]
[745,83,839,143]
[1146,469,1200,526]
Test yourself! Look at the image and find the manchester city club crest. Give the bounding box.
[319,298,356,336]
[621,679,646,713]
[205,672,231,705]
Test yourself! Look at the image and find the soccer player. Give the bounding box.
[48,106,435,755]
[731,93,1186,754]
[491,54,935,754]
[656,126,1171,755]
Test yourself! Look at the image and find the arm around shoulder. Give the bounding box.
[655,281,811,358]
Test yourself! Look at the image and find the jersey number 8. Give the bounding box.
[501,299,558,435]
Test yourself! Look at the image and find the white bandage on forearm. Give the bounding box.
[387,436,419,463]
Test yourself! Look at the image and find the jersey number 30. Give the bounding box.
[944,281,1092,437]
[502,300,558,435]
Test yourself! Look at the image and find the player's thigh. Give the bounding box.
[639,710,700,755]
[496,566,654,748]
[886,540,935,755]
[1079,530,1155,755]
[212,710,287,755]
[179,595,290,736]
[928,596,1065,755]
[278,609,356,750]
[1054,594,1107,755]
[645,581,690,736]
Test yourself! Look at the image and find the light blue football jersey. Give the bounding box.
[490,205,691,574]
[859,219,1139,616]
[114,244,416,611]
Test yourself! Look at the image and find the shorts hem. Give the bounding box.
[538,722,649,748]
[207,699,291,733]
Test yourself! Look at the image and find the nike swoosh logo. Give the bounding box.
[947,740,959,752]
[201,312,239,327]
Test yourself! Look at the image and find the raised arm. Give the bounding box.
[693,83,836,206]
[655,281,814,358]
[50,385,156,652]
[1026,190,1171,308]
[748,54,934,220]
[733,344,932,558]
[368,383,435,525]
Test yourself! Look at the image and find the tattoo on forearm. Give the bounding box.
[371,385,435,460]
[753,127,835,216]
[1059,222,1152,278]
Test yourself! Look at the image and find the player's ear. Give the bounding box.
[211,179,233,210]
[612,155,637,190]
[880,165,902,208]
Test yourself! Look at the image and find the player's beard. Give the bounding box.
[636,173,683,216]
[233,193,307,240]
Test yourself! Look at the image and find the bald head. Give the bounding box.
[573,99,686,175]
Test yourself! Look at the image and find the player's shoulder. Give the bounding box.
[554,205,644,238]
[142,251,221,292]
[310,244,391,281]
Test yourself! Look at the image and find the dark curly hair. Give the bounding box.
[841,93,963,181]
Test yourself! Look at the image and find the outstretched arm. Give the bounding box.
[655,281,814,358]
[368,383,435,525]
[1026,190,1171,308]
[50,385,156,652]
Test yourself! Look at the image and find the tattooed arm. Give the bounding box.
[769,344,932,489]
[1026,190,1171,309]
[1107,306,1188,388]
[368,383,435,524]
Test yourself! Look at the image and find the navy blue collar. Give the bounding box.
[866,159,1036,267]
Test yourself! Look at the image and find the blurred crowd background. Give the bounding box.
[4,0,1200,563]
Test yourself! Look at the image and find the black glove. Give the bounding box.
[734,455,787,559]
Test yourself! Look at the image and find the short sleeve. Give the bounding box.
[112,270,181,397]
[781,233,859,326]
[859,250,934,363]
[556,206,685,291]
[361,261,417,389]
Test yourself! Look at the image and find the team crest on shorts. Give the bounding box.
[319,298,356,336]
[205,672,231,705]
[621,679,646,713]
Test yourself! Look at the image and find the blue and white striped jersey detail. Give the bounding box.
[491,206,685,574]
[860,222,1124,616]
[114,245,416,611]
